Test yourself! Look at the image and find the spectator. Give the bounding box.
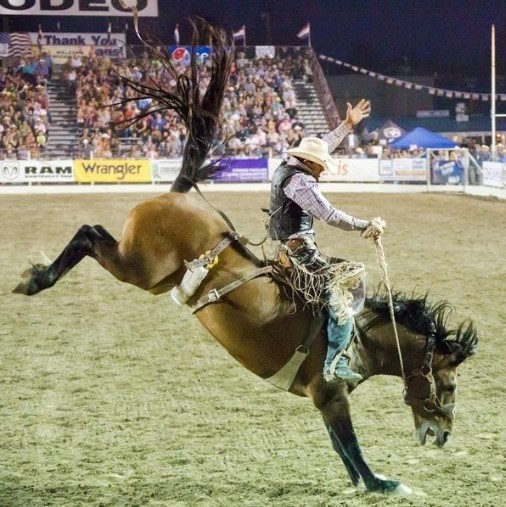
[65,46,319,158]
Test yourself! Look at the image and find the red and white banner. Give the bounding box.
[297,23,310,39]
[233,25,246,41]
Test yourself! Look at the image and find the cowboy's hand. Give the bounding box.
[345,99,371,128]
[361,216,386,241]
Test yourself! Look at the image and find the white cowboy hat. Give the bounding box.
[286,136,336,171]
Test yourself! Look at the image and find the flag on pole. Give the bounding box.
[297,23,310,39]
[0,32,9,57]
[174,24,180,45]
[37,25,43,48]
[233,25,246,41]
[107,22,112,40]
[0,32,33,57]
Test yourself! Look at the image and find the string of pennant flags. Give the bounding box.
[13,18,500,104]
[319,54,506,101]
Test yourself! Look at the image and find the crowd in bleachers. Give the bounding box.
[0,55,52,160]
[1,47,505,168]
[63,48,312,159]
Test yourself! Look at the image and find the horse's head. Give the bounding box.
[404,318,478,447]
[361,294,478,448]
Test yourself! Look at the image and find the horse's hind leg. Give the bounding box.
[13,224,118,296]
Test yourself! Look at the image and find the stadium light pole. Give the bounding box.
[491,24,496,159]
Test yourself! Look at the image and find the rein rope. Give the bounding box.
[373,236,407,390]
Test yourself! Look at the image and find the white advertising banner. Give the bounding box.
[152,158,183,182]
[0,0,158,17]
[268,158,379,182]
[482,161,505,188]
[321,158,379,182]
[0,160,74,183]
[380,158,427,182]
[27,32,127,61]
[267,158,281,180]
[0,160,23,183]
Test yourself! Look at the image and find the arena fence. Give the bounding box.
[0,156,504,199]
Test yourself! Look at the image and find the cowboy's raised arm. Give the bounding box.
[323,99,371,153]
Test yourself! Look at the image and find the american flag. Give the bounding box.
[0,32,33,58]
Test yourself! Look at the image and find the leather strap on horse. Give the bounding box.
[265,311,325,391]
[186,232,240,271]
[190,265,274,313]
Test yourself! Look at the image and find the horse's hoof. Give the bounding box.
[12,279,37,295]
[393,483,412,496]
[356,474,386,491]
[12,282,27,295]
[12,264,47,295]
[364,476,411,495]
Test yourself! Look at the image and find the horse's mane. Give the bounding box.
[365,290,478,364]
[117,18,233,193]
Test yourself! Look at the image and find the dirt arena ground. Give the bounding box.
[1,190,504,506]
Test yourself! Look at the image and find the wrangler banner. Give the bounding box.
[74,159,152,183]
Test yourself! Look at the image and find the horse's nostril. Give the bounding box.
[443,431,451,443]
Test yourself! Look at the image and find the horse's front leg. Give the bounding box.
[13,224,118,295]
[323,419,361,486]
[315,384,411,495]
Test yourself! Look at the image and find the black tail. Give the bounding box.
[117,18,233,193]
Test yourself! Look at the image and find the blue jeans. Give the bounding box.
[324,314,353,370]
[281,236,353,371]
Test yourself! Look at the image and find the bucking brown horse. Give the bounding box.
[13,20,478,495]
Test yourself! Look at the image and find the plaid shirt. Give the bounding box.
[283,122,368,238]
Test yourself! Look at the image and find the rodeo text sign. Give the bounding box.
[0,0,158,17]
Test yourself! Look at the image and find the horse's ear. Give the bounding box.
[444,319,478,365]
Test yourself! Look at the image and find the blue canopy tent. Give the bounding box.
[390,127,458,150]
